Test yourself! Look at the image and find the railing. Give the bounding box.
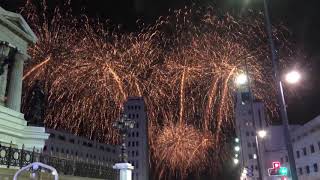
[0,143,118,180]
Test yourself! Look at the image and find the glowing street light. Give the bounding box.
[234,145,240,152]
[233,158,239,165]
[285,70,301,84]
[257,130,267,138]
[235,73,248,85]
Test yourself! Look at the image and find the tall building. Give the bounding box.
[235,84,268,180]
[124,97,149,180]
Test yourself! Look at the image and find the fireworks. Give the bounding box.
[20,1,296,179]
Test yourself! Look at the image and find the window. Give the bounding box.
[43,146,47,151]
[136,122,139,128]
[248,142,251,148]
[136,114,139,118]
[136,161,139,169]
[136,151,139,156]
[246,132,250,136]
[100,146,104,150]
[252,142,256,147]
[314,163,318,172]
[132,142,135,147]
[128,142,131,147]
[280,157,284,164]
[136,141,139,146]
[51,146,54,151]
[248,154,253,159]
[299,167,303,175]
[58,135,66,141]
[296,150,300,158]
[285,156,288,162]
[136,132,139,137]
[310,144,315,153]
[303,147,307,156]
[251,132,255,136]
[49,134,55,138]
[132,151,135,157]
[69,139,75,143]
[306,165,310,174]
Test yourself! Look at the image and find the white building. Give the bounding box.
[235,84,269,180]
[280,115,320,180]
[236,84,320,180]
[124,97,149,180]
[0,6,49,151]
[43,128,119,167]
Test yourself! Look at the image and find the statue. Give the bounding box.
[25,80,45,126]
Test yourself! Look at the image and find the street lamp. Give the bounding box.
[113,112,135,163]
[235,73,248,85]
[285,70,301,84]
[255,130,267,180]
[262,0,299,179]
[257,130,267,138]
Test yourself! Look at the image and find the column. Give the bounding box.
[0,43,11,105]
[113,163,134,180]
[6,52,28,112]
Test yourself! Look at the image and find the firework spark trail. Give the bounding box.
[20,1,297,179]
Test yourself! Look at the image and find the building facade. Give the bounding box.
[280,115,320,180]
[0,6,48,151]
[236,84,320,180]
[124,97,149,180]
[235,84,269,180]
[43,129,119,167]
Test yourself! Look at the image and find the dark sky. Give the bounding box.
[2,0,320,125]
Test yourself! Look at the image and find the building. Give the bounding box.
[236,82,320,180]
[124,97,149,180]
[280,115,320,180]
[43,129,119,167]
[0,6,48,151]
[235,84,269,180]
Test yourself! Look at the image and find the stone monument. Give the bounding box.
[0,7,49,150]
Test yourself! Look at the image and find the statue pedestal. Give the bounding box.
[113,163,134,180]
[0,105,49,151]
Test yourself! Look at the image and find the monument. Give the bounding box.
[0,7,49,151]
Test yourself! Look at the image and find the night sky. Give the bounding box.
[1,0,320,123]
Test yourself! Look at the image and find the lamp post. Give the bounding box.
[113,112,135,163]
[263,0,299,179]
[255,130,267,180]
